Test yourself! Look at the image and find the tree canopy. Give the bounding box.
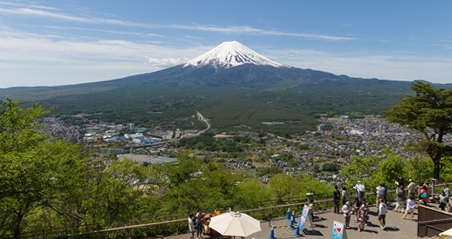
[383,81,452,180]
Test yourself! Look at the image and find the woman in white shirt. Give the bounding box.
[402,195,416,220]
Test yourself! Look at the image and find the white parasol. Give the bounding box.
[209,211,261,238]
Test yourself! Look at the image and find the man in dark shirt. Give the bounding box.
[333,185,341,213]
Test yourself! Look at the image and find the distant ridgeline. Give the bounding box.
[1,41,447,135]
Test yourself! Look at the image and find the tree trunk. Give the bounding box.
[13,212,23,239]
[434,160,441,180]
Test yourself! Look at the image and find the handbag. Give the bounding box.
[420,192,427,199]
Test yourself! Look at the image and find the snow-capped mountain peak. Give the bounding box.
[184,41,286,69]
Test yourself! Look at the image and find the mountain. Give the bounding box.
[184,41,286,69]
[0,41,437,135]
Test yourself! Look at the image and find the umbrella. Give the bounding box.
[440,228,452,239]
[209,211,261,238]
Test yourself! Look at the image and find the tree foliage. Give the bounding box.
[383,81,452,180]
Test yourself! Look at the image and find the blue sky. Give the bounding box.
[1,0,452,88]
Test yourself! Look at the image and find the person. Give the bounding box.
[188,213,196,239]
[419,185,429,206]
[361,198,369,226]
[397,176,405,188]
[376,183,385,206]
[394,185,406,213]
[407,179,416,197]
[342,201,353,229]
[382,182,388,204]
[358,204,367,232]
[439,191,448,211]
[416,182,423,195]
[402,195,416,220]
[448,196,452,213]
[195,209,203,239]
[444,184,450,198]
[354,181,366,201]
[333,185,341,213]
[378,198,388,230]
[352,197,361,222]
[342,186,350,205]
[308,199,315,229]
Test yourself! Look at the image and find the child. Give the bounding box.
[402,195,416,220]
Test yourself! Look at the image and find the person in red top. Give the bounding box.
[419,185,429,205]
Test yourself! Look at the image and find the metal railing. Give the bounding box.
[58,190,399,238]
[9,182,446,238]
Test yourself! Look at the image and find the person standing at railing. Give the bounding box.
[439,191,448,211]
[444,184,450,198]
[195,209,204,239]
[415,182,423,198]
[382,182,388,204]
[308,199,315,230]
[397,176,405,188]
[376,183,385,207]
[394,185,406,213]
[419,185,429,206]
[333,185,341,214]
[353,181,366,202]
[342,186,350,205]
[407,179,416,198]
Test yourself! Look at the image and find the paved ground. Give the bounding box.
[165,205,418,239]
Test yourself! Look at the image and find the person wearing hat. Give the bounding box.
[342,201,353,229]
[358,204,367,232]
[407,179,416,198]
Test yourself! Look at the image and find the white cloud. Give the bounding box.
[147,57,184,67]
[0,6,355,41]
[266,49,452,83]
[0,29,209,87]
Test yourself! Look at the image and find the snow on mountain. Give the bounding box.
[184,41,286,69]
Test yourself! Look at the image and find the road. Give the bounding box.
[169,111,210,142]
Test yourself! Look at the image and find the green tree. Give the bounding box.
[377,152,407,188]
[268,174,303,204]
[383,81,452,180]
[0,99,80,238]
[406,155,433,184]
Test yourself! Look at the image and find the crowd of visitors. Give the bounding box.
[186,179,452,238]
[332,177,452,233]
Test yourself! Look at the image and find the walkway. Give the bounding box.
[166,206,418,239]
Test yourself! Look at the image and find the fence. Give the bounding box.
[57,189,399,238]
[7,183,445,238]
[418,204,452,237]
